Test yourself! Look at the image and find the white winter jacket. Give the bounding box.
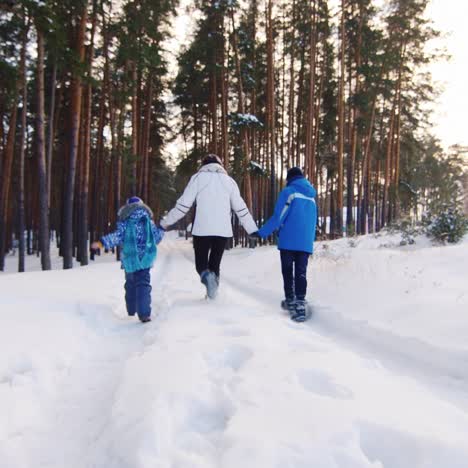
[161,163,258,237]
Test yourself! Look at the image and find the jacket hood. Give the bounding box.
[118,202,153,221]
[288,177,316,198]
[198,163,228,175]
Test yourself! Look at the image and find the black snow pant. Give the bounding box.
[193,235,228,278]
[280,249,310,301]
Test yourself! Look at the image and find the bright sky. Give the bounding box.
[427,0,468,148]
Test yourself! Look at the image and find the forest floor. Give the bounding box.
[1,232,468,468]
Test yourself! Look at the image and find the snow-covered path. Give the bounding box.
[25,323,142,468]
[1,235,468,467]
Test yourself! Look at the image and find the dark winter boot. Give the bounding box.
[291,299,307,322]
[281,297,296,313]
[201,270,218,299]
[140,317,152,323]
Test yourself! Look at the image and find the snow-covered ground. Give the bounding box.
[1,233,468,468]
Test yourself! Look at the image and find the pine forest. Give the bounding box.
[0,0,466,271]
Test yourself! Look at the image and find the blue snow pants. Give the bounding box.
[124,268,152,320]
[280,250,309,301]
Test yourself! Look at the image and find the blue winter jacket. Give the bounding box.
[101,203,164,272]
[258,176,318,254]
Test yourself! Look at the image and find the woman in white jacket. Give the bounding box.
[160,154,258,298]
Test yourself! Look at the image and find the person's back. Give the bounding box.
[115,204,159,272]
[256,167,317,322]
[187,163,237,237]
[275,176,317,254]
[160,154,257,298]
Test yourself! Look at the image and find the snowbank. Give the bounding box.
[1,233,468,467]
[311,233,468,352]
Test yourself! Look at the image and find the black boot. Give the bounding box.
[291,300,307,322]
[281,297,296,313]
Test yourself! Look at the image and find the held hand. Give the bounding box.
[248,231,261,248]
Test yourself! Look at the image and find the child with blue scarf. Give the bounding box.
[91,197,164,323]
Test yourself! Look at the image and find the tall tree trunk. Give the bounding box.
[287,0,296,169]
[266,0,276,212]
[78,0,97,266]
[0,105,4,159]
[141,77,153,202]
[220,16,229,167]
[46,61,57,207]
[305,3,317,183]
[209,21,219,156]
[107,72,117,260]
[131,63,138,195]
[50,83,63,234]
[313,63,325,184]
[294,43,306,167]
[79,85,91,265]
[382,98,396,227]
[392,44,405,222]
[91,13,109,243]
[393,85,403,221]
[36,26,52,270]
[279,7,287,189]
[336,0,346,237]
[62,3,88,269]
[230,8,253,210]
[358,90,379,234]
[347,5,363,232]
[18,16,29,273]
[0,92,19,270]
[115,79,126,225]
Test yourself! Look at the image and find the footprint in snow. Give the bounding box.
[296,369,353,399]
[204,344,253,372]
[0,357,34,384]
[183,397,232,434]
[222,327,250,338]
[288,339,324,353]
[215,317,235,326]
[357,421,468,468]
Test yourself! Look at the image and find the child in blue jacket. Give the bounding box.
[91,196,164,323]
[254,167,317,322]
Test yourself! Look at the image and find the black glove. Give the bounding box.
[90,241,102,258]
[90,247,99,259]
[156,221,166,231]
[249,231,261,239]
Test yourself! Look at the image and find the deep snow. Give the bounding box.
[1,233,468,468]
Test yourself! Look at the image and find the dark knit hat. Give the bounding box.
[127,196,142,205]
[286,167,303,181]
[202,154,223,166]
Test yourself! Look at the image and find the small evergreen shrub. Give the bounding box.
[386,218,422,246]
[423,206,468,244]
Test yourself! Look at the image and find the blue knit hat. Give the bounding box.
[286,167,303,181]
[127,196,142,205]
